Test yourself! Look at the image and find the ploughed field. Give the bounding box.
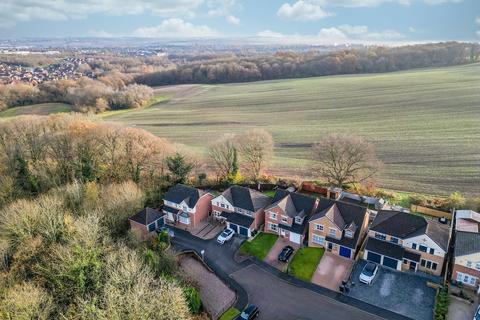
[106,64,480,195]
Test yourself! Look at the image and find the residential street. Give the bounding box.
[171,229,387,320]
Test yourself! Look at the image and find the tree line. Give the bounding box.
[136,42,480,86]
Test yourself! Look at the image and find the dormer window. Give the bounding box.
[295,216,303,224]
[329,228,337,237]
[345,230,354,238]
[281,216,288,224]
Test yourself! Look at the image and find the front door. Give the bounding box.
[327,242,333,252]
[409,261,417,271]
[280,229,286,237]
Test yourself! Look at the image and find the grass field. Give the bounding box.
[0,103,71,118]
[97,64,480,195]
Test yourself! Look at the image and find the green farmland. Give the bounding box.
[0,103,71,118]
[106,64,480,195]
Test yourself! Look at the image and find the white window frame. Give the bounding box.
[269,223,278,232]
[281,216,288,224]
[345,230,353,238]
[270,212,277,219]
[329,228,337,237]
[315,224,324,231]
[312,234,325,245]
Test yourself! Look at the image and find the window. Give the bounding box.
[375,233,386,241]
[412,243,417,250]
[221,203,225,208]
[419,245,428,253]
[345,230,353,238]
[270,212,277,219]
[295,216,303,224]
[432,263,437,271]
[421,259,426,267]
[457,272,477,286]
[329,228,337,237]
[421,259,438,271]
[475,263,480,271]
[403,259,408,264]
[426,261,432,269]
[390,237,399,244]
[312,234,325,245]
[269,223,278,232]
[315,224,323,231]
[179,215,190,225]
[467,261,472,268]
[281,216,288,224]
[429,248,435,255]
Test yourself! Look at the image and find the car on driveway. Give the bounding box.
[236,304,259,319]
[278,245,294,262]
[359,261,379,285]
[217,228,235,244]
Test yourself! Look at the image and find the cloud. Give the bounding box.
[132,18,220,38]
[476,16,480,25]
[0,0,204,28]
[319,0,461,6]
[277,1,331,21]
[257,30,286,38]
[338,24,369,35]
[207,0,241,25]
[226,15,240,26]
[318,27,348,40]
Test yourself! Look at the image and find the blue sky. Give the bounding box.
[1,0,479,43]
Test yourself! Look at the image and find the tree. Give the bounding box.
[166,152,194,184]
[311,134,382,187]
[226,148,242,183]
[208,134,238,182]
[237,129,274,181]
[444,192,466,210]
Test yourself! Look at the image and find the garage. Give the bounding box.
[239,226,249,237]
[382,256,399,269]
[339,246,352,259]
[366,251,382,264]
[228,223,239,233]
[289,232,301,244]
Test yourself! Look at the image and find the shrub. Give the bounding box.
[183,286,202,314]
[434,287,450,320]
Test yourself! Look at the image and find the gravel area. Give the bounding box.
[180,256,236,319]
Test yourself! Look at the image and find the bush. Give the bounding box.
[434,287,450,320]
[183,286,202,314]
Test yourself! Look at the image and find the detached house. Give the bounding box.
[264,190,318,245]
[308,199,369,259]
[163,184,213,229]
[451,210,480,290]
[364,210,449,276]
[212,185,271,238]
[129,207,165,237]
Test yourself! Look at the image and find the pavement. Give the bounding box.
[171,228,410,320]
[312,252,354,292]
[348,260,436,320]
[448,295,477,320]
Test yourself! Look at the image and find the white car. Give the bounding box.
[359,262,379,285]
[217,228,235,244]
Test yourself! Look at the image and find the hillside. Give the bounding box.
[81,64,480,194]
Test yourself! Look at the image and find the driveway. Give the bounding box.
[264,238,299,271]
[348,260,435,320]
[231,264,381,320]
[312,252,354,291]
[448,295,476,320]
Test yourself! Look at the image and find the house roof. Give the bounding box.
[365,237,404,260]
[425,220,450,251]
[267,189,317,218]
[454,231,480,257]
[163,184,205,208]
[221,185,271,212]
[129,207,164,226]
[220,211,254,228]
[370,210,427,239]
[310,198,367,249]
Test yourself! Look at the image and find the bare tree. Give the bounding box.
[237,129,274,181]
[312,134,382,186]
[208,134,237,182]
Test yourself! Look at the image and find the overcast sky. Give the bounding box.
[1,0,479,44]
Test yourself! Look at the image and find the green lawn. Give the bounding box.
[263,190,276,198]
[288,247,325,282]
[105,63,480,195]
[239,233,278,260]
[0,103,71,118]
[219,307,240,320]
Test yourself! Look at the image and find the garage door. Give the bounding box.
[366,251,382,264]
[339,246,351,259]
[239,226,249,236]
[229,223,239,233]
[382,256,399,269]
[289,232,301,244]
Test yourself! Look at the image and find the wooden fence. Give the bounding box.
[410,205,452,220]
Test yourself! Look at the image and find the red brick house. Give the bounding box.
[264,189,318,245]
[212,185,271,238]
[162,184,213,229]
[129,207,165,238]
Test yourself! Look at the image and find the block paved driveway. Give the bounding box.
[171,229,387,320]
[264,238,299,271]
[311,252,354,291]
[348,260,436,320]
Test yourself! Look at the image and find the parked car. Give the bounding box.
[359,262,379,285]
[236,304,259,320]
[474,305,480,320]
[217,228,235,244]
[156,226,174,238]
[278,245,294,262]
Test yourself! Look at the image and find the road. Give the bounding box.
[171,229,384,320]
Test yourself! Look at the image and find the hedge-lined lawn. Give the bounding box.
[239,233,278,260]
[289,247,325,282]
[219,308,240,320]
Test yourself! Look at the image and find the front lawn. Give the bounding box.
[219,307,240,320]
[288,247,324,282]
[239,233,278,260]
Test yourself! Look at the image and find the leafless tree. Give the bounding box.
[312,134,382,186]
[237,129,274,181]
[208,134,237,182]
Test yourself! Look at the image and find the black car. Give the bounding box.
[236,304,259,320]
[278,245,294,262]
